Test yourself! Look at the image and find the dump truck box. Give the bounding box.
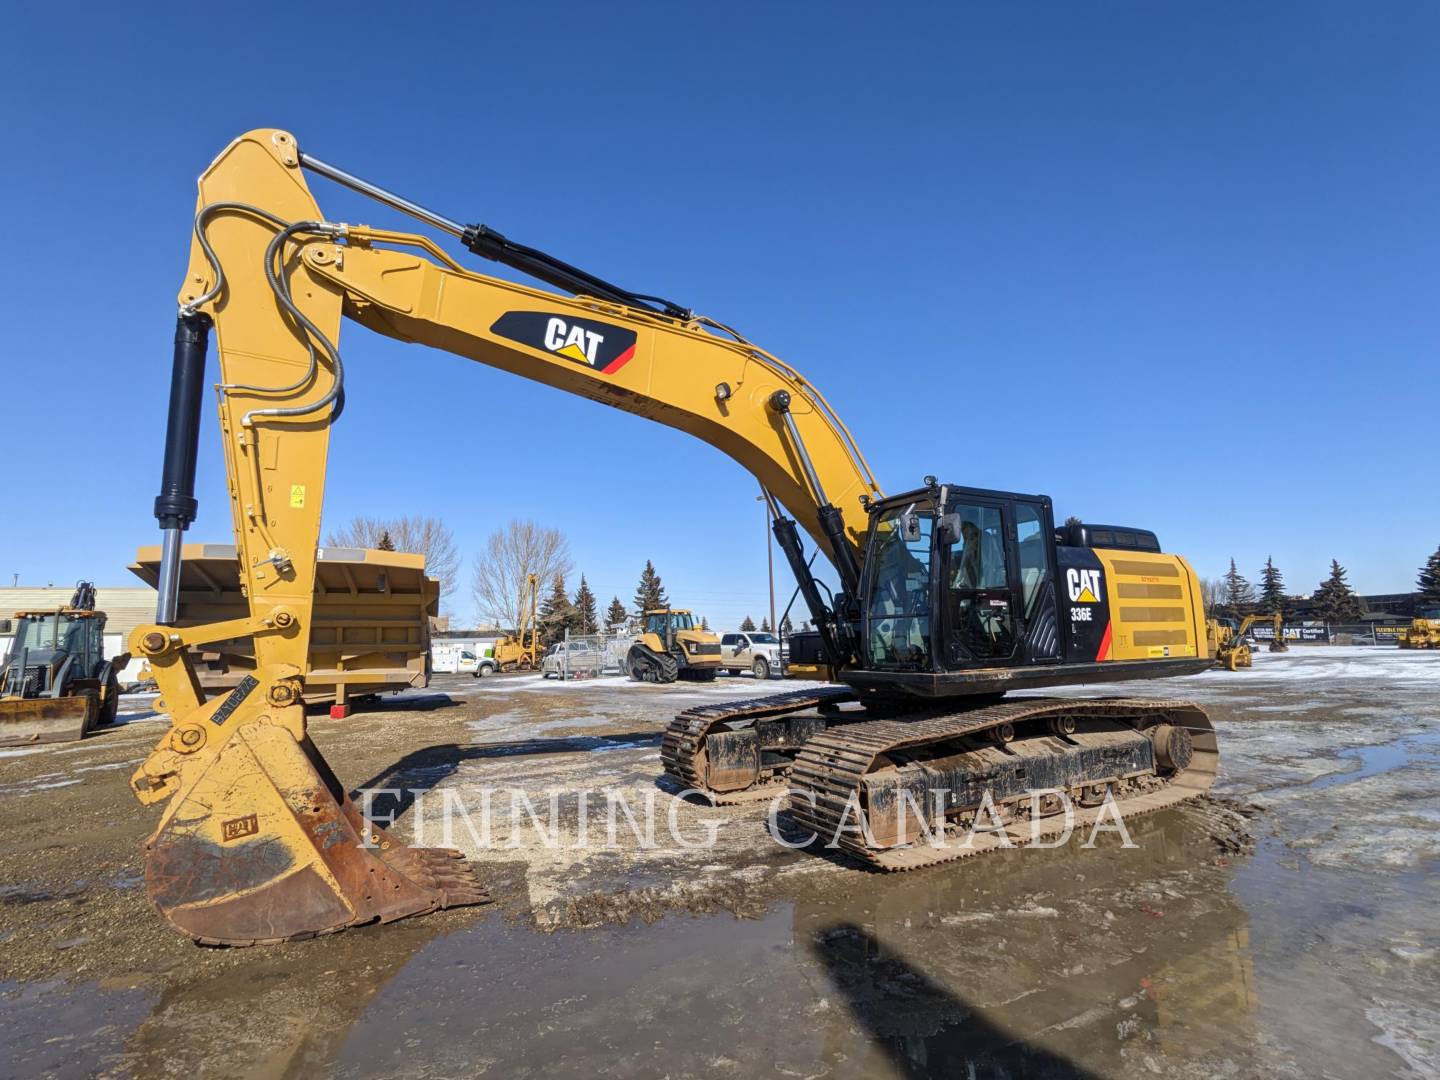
[129,544,437,709]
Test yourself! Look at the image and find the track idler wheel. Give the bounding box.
[1149,723,1194,773]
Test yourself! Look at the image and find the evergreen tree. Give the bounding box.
[1258,556,1286,614]
[699,615,710,632]
[572,575,598,635]
[1221,558,1256,619]
[376,530,396,552]
[1063,515,1083,528]
[632,560,668,615]
[1417,544,1440,606]
[739,615,756,632]
[1312,560,1364,625]
[606,596,628,628]
[780,614,794,638]
[760,617,772,633]
[539,573,576,645]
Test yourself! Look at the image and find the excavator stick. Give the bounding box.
[132,667,488,946]
[0,694,96,746]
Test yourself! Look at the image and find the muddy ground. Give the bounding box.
[2,647,1438,1078]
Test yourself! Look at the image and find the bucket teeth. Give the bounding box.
[381,845,491,907]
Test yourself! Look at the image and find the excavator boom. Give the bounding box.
[131,130,880,944]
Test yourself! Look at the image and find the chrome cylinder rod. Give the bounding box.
[299,152,465,239]
[156,528,182,624]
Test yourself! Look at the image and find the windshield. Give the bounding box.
[748,633,778,644]
[13,614,90,654]
[863,506,933,668]
[645,612,694,634]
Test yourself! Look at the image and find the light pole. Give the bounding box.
[756,487,776,634]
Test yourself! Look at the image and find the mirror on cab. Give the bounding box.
[899,504,923,543]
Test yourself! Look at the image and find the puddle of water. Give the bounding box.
[323,813,1274,1078]
[0,979,154,1078]
[1311,731,1440,791]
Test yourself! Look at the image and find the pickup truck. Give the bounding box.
[541,639,602,679]
[718,631,782,679]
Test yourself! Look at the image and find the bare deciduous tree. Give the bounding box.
[471,520,572,633]
[1198,576,1227,619]
[326,515,460,600]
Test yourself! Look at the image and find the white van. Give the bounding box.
[431,642,481,675]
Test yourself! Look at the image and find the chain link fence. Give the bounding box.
[542,631,637,679]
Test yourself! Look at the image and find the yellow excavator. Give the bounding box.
[129,129,1218,946]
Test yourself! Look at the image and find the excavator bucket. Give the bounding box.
[0,694,96,746]
[141,721,488,946]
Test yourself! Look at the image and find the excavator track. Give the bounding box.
[661,685,858,803]
[788,697,1216,871]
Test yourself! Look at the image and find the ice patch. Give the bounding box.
[1366,998,1440,1076]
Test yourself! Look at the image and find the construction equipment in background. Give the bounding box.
[1398,610,1440,649]
[627,608,723,682]
[127,129,1219,946]
[0,582,128,745]
[491,572,541,671]
[129,544,436,717]
[1209,612,1288,671]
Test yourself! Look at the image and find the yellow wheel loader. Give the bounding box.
[125,129,1220,945]
[0,582,128,745]
[627,608,722,683]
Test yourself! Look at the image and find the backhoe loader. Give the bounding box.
[1209,612,1288,671]
[129,129,1217,945]
[0,582,127,745]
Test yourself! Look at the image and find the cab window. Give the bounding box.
[1015,505,1049,617]
[946,503,1014,660]
[865,507,932,667]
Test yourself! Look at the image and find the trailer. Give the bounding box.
[129,543,437,716]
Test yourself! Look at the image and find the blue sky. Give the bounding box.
[2,2,1435,626]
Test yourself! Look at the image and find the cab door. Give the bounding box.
[1013,499,1060,662]
[940,499,1017,666]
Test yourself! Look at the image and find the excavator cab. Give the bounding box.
[859,486,1059,674]
[844,483,1208,700]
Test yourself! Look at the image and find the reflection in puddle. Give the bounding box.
[796,812,1261,1077]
